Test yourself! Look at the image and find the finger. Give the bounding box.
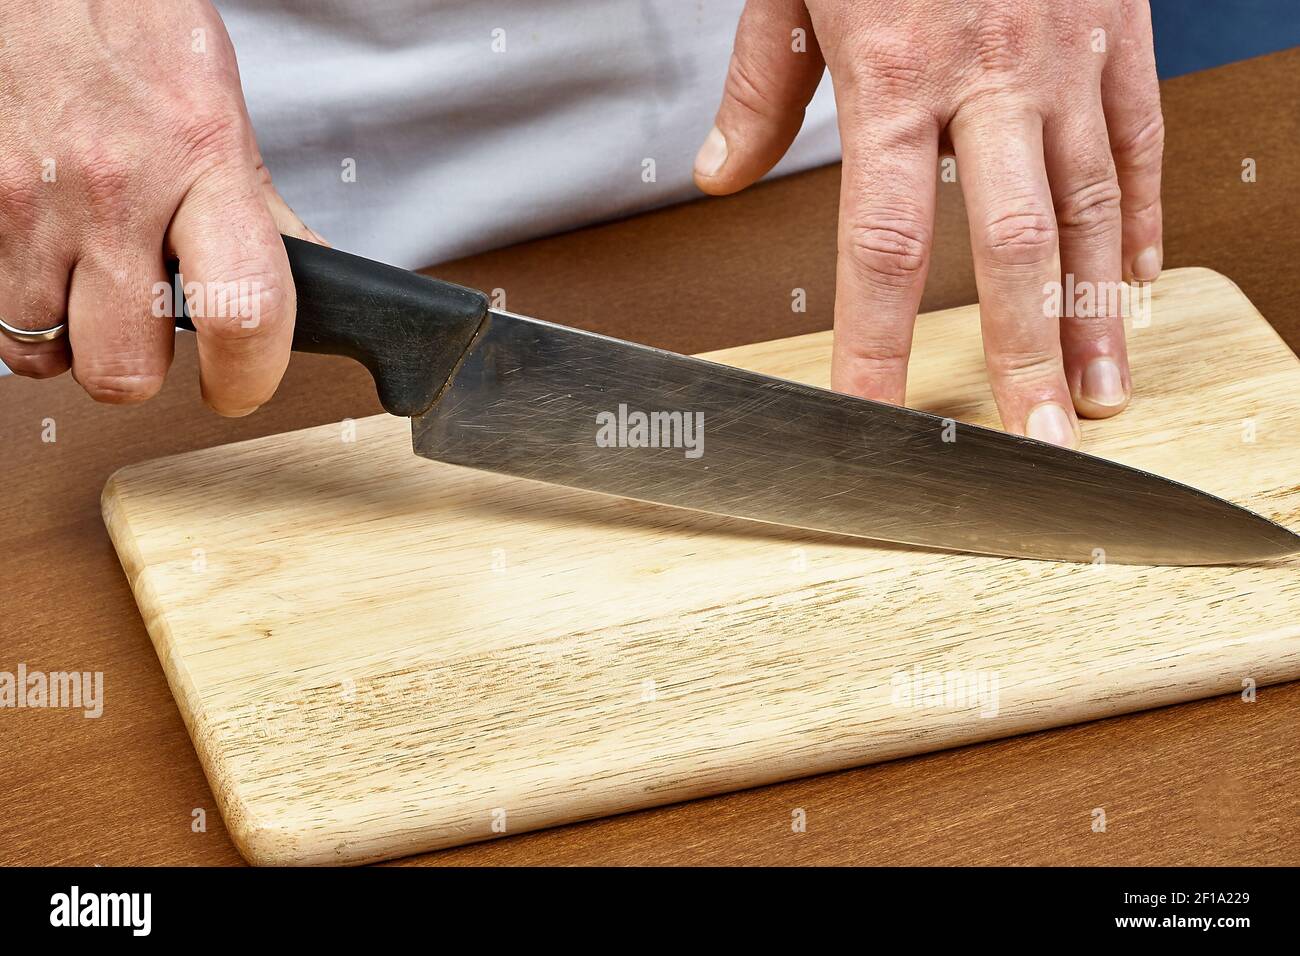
[1102,3,1163,282]
[0,333,70,379]
[168,164,295,417]
[67,246,173,404]
[1045,100,1130,418]
[0,248,73,379]
[952,103,1078,448]
[250,146,329,247]
[830,110,940,405]
[694,0,826,195]
[234,92,326,247]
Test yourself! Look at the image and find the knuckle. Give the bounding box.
[78,371,165,404]
[971,11,1029,73]
[1114,111,1165,169]
[76,146,135,215]
[843,34,930,99]
[843,342,910,374]
[172,112,246,170]
[723,52,782,118]
[1061,309,1121,335]
[251,157,274,190]
[191,271,291,342]
[1055,173,1122,234]
[833,338,911,402]
[1122,192,1161,220]
[2,349,67,379]
[843,213,931,285]
[0,171,43,231]
[8,279,66,330]
[981,207,1058,267]
[986,346,1061,383]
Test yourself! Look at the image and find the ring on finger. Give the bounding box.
[0,316,67,344]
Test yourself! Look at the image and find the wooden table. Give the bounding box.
[3,49,1297,867]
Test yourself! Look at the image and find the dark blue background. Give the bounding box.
[1152,0,1300,76]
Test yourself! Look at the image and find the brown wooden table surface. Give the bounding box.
[3,49,1297,867]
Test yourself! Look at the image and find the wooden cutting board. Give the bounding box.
[103,267,1300,866]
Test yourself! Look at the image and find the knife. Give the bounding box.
[173,236,1299,566]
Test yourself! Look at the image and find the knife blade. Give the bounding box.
[175,236,1300,566]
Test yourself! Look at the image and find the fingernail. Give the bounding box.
[1026,402,1077,448]
[1081,357,1127,407]
[1132,246,1161,282]
[694,126,728,178]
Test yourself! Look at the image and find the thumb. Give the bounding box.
[694,0,825,196]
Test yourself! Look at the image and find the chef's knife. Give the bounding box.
[173,236,1299,566]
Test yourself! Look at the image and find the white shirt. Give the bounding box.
[216,0,841,269]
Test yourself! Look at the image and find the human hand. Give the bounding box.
[0,0,322,415]
[696,0,1164,447]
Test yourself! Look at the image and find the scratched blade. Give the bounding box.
[410,310,1300,565]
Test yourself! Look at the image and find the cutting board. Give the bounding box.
[103,268,1300,866]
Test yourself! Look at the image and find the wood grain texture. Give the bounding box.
[100,269,1300,865]
[4,51,1300,867]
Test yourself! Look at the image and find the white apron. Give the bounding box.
[216,0,841,268]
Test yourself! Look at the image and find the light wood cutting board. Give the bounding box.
[103,268,1300,866]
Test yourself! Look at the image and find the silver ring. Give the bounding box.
[0,316,67,344]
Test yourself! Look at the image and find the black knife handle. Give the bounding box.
[170,235,488,417]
